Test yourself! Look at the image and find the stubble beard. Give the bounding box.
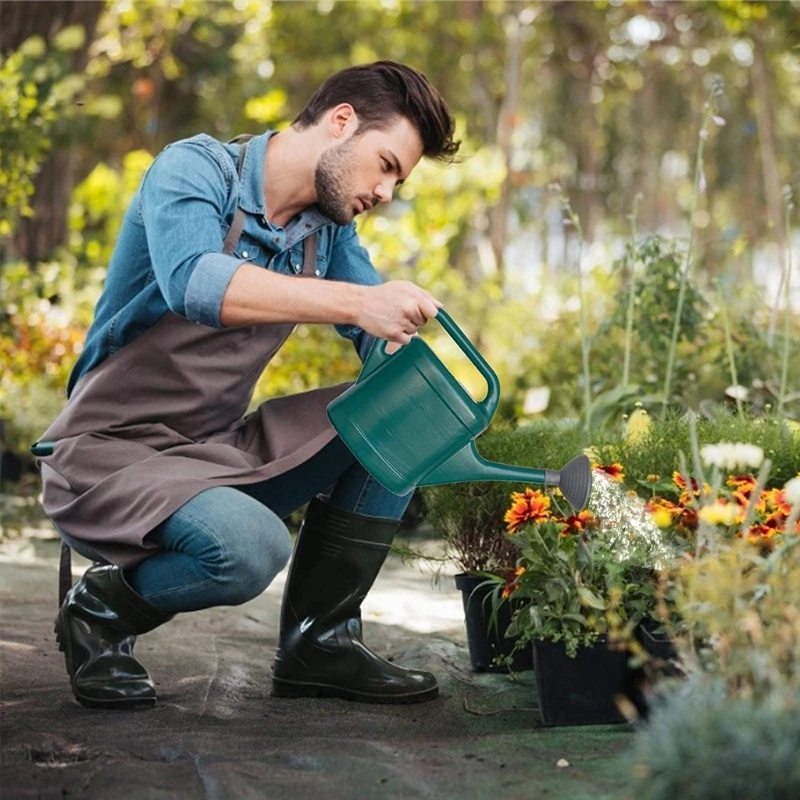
[314,138,359,226]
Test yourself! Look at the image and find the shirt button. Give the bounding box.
[242,251,248,258]
[314,268,321,277]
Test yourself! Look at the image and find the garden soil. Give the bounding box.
[1,531,634,799]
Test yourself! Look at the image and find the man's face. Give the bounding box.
[314,116,424,226]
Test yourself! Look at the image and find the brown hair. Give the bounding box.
[293,60,460,164]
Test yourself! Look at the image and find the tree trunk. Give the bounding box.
[751,26,788,345]
[640,71,659,233]
[488,11,522,282]
[1,1,105,264]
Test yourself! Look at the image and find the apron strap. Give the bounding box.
[59,541,72,609]
[222,136,252,256]
[302,232,318,276]
[223,134,319,277]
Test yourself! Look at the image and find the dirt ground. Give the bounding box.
[1,530,634,799]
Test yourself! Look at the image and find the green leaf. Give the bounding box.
[578,587,606,610]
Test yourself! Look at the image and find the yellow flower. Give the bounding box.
[784,419,800,439]
[646,474,661,483]
[698,502,741,527]
[652,508,673,529]
[626,408,651,444]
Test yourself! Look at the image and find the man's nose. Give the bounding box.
[373,182,393,204]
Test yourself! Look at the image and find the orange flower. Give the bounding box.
[732,490,767,515]
[504,488,551,533]
[501,566,526,599]
[646,497,681,516]
[727,474,758,496]
[747,523,779,551]
[673,472,711,505]
[560,510,596,537]
[763,488,791,516]
[595,463,625,482]
[645,497,680,530]
[646,474,661,483]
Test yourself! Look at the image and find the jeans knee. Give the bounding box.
[221,521,292,606]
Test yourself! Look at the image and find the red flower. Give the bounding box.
[559,510,596,538]
[501,566,526,599]
[678,506,699,532]
[595,463,625,482]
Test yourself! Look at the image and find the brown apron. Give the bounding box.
[33,136,355,579]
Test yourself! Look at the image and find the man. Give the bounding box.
[33,61,460,709]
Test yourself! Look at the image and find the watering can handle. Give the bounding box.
[433,309,500,414]
[358,309,500,415]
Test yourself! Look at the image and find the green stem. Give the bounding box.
[718,280,743,416]
[778,201,794,418]
[623,195,642,388]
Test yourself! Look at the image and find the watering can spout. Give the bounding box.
[417,447,592,512]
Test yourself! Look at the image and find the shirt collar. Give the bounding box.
[237,129,334,231]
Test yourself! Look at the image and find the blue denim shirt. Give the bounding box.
[66,130,381,399]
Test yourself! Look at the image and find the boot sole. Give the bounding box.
[54,612,157,710]
[271,677,439,704]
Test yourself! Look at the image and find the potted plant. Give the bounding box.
[488,481,649,726]
[418,421,589,673]
[420,475,533,673]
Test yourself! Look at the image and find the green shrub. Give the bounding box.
[594,408,800,493]
[626,680,800,800]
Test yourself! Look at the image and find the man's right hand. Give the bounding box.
[355,281,443,354]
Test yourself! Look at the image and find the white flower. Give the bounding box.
[725,385,749,401]
[784,477,800,507]
[700,442,764,471]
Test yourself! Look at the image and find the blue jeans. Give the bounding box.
[99,435,414,615]
[61,436,413,614]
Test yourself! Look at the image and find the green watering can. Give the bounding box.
[327,309,592,511]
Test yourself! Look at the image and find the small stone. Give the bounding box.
[556,758,570,768]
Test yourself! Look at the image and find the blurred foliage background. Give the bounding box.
[1,0,799,497]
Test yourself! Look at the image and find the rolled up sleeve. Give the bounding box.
[327,222,383,362]
[138,141,242,328]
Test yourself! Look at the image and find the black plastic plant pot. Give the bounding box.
[635,621,680,682]
[454,572,534,673]
[533,638,629,727]
[636,620,677,663]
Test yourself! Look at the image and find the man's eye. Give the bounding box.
[381,158,391,171]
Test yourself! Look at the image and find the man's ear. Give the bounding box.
[328,103,358,139]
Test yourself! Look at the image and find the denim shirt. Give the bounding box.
[65,130,381,399]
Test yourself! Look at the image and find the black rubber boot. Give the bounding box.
[271,495,439,704]
[53,564,173,709]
